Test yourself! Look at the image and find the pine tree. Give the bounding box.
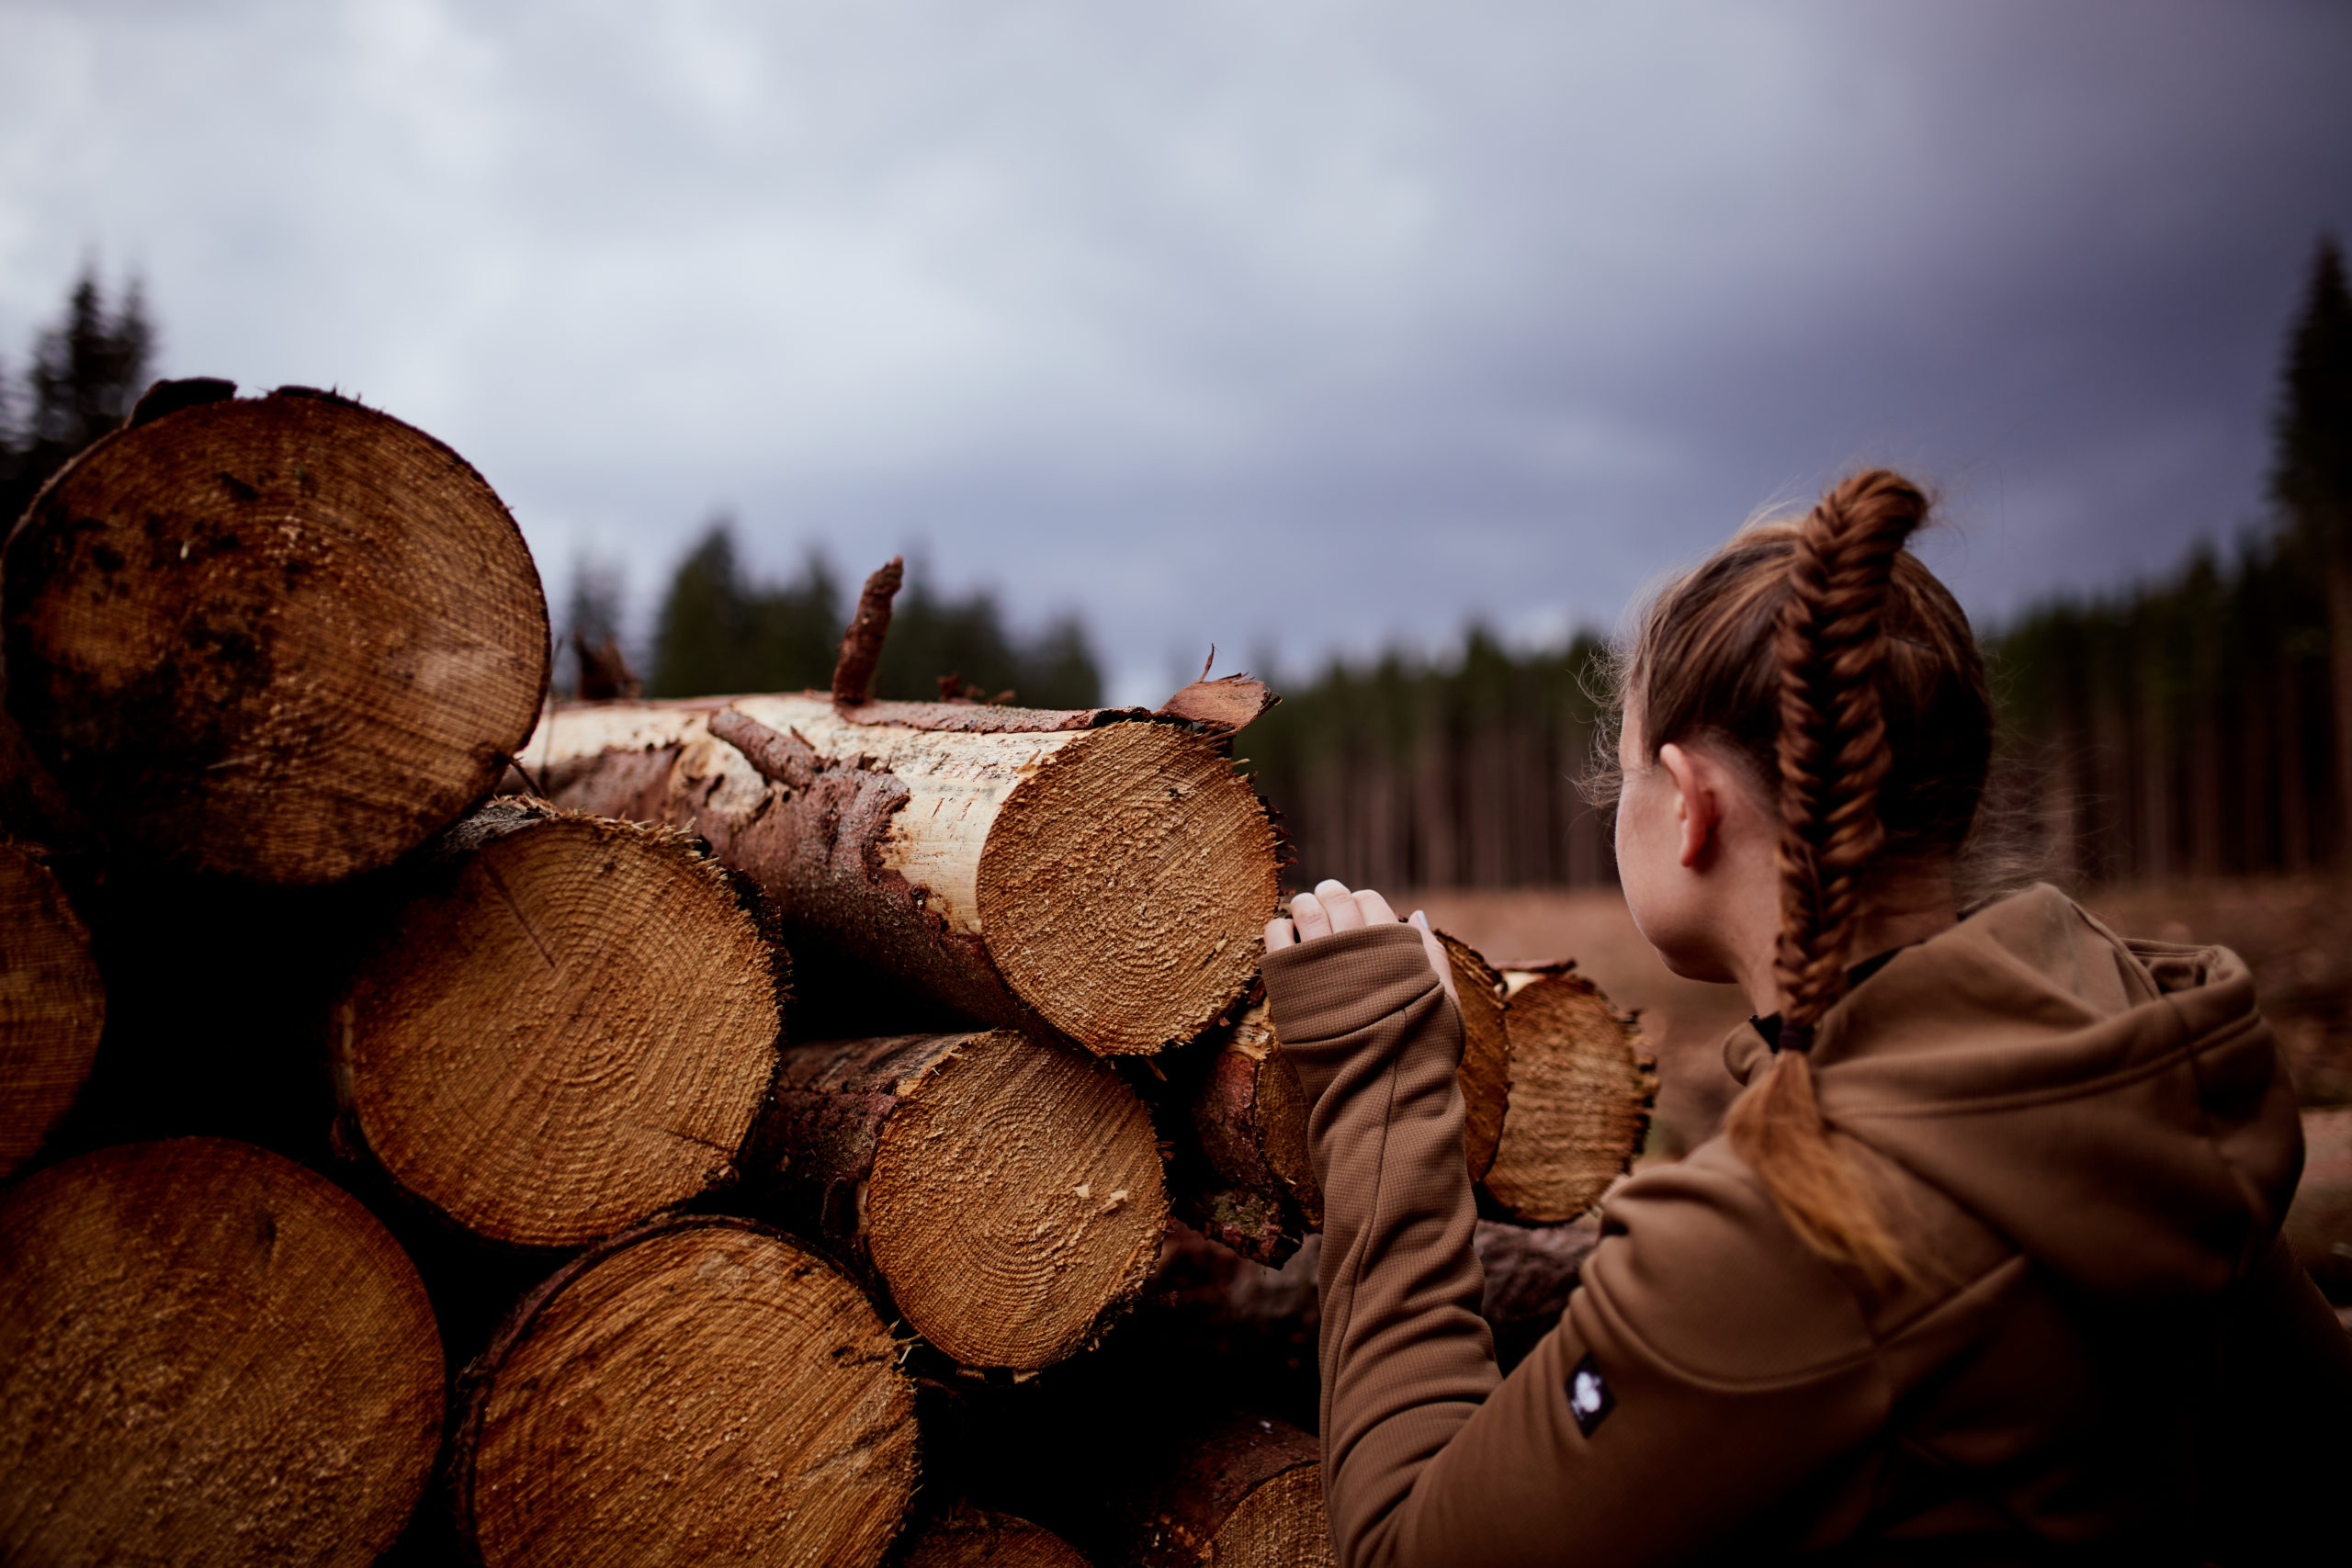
[0,266,154,525]
[2271,236,2352,867]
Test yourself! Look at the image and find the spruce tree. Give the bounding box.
[2271,236,2352,864]
[1,266,153,525]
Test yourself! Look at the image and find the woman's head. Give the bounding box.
[1607,468,1993,1282]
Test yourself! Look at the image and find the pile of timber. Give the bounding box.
[0,378,1655,1566]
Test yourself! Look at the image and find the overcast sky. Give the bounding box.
[5,1,2349,705]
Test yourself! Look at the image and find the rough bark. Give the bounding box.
[0,840,104,1177]
[520,690,1279,1055]
[450,1214,918,1568]
[334,798,783,1248]
[1114,1414,1332,1568]
[744,1030,1170,1371]
[1437,930,1512,1180]
[1,383,548,884]
[1480,964,1657,1224]
[1168,998,1319,1265]
[900,1504,1089,1568]
[0,1138,442,1566]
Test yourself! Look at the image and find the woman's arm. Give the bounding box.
[1263,887,1896,1567]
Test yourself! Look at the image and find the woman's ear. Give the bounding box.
[1657,742,1721,869]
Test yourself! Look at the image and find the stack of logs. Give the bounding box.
[0,380,1657,1568]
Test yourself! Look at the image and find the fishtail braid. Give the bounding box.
[1725,468,1928,1285]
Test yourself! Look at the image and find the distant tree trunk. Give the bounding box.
[2279,657,2312,874]
[2328,557,2352,874]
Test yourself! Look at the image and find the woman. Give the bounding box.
[1260,470,2351,1564]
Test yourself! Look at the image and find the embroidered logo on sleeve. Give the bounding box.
[1566,1352,1615,1438]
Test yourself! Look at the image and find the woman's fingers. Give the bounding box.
[1264,917,1296,952]
[1317,880,1366,932]
[1353,888,1398,926]
[1289,890,1333,942]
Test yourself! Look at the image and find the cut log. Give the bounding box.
[1480,965,1657,1224]
[902,1504,1090,1568]
[522,692,1278,1055]
[1171,998,1319,1265]
[2,383,548,883]
[0,840,104,1177]
[450,1214,919,1568]
[335,799,782,1248]
[746,1029,1169,1371]
[0,1138,442,1565]
[1119,1415,1332,1568]
[1436,931,1511,1181]
[1173,943,1509,1265]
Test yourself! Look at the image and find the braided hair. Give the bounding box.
[1613,469,1990,1284]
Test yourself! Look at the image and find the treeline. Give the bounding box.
[1244,630,1618,891]
[567,525,1102,709]
[1256,237,2352,893]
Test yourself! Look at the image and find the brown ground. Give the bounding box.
[1413,877,2352,1148]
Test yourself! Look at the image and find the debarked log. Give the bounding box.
[522,690,1280,1055]
[334,799,784,1248]
[449,1215,919,1568]
[743,1029,1170,1372]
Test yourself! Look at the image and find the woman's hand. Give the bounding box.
[1264,878,1460,1010]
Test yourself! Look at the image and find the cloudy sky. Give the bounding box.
[5,1,2348,704]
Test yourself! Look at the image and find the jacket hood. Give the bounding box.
[1723,884,2303,1303]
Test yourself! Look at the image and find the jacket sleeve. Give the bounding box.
[1263,924,1901,1568]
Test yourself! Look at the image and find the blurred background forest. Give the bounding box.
[6,237,2348,900]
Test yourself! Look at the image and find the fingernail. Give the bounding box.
[1410,910,1430,929]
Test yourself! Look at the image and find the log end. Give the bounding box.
[2,388,548,883]
[0,1139,443,1565]
[455,1216,918,1568]
[0,841,105,1178]
[343,807,781,1247]
[865,1031,1170,1371]
[979,721,1280,1055]
[1481,969,1657,1224]
[901,1504,1090,1568]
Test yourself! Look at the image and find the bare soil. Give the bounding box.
[1411,877,2352,1159]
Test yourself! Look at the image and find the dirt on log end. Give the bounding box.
[0,1138,443,1566]
[450,1216,918,1568]
[2,384,548,884]
[336,800,782,1248]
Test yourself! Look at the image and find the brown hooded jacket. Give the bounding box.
[1261,885,2352,1565]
